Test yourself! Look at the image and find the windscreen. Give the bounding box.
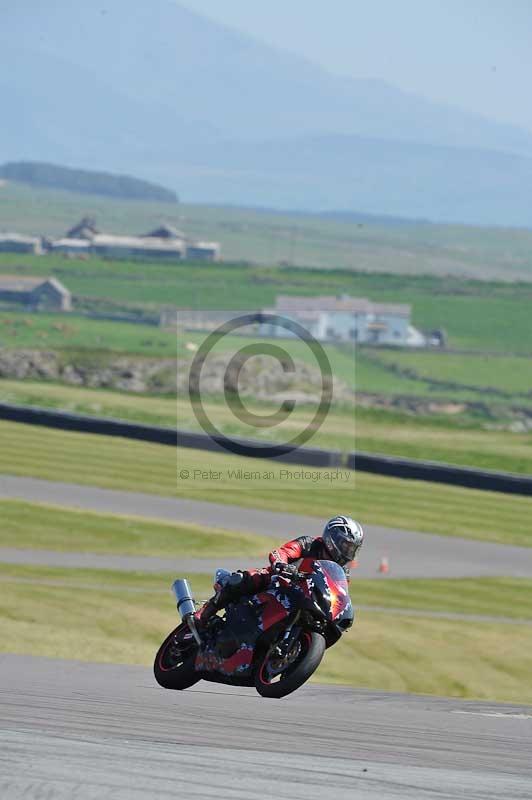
[312,560,351,620]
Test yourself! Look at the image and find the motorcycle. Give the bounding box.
[154,558,354,698]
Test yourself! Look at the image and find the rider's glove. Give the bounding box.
[272,561,298,580]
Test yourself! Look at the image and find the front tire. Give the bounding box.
[154,625,200,690]
[254,631,326,698]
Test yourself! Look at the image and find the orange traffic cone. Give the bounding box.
[378,555,390,575]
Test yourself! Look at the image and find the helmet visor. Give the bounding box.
[337,536,357,563]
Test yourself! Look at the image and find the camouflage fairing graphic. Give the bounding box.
[195,643,254,676]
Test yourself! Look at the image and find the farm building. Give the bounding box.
[91,233,186,260]
[50,238,91,255]
[0,276,72,311]
[65,216,99,240]
[0,216,221,262]
[46,218,220,261]
[186,241,221,262]
[142,224,185,240]
[0,233,43,255]
[260,295,425,346]
[141,225,221,261]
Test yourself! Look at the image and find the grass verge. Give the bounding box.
[1,564,532,703]
[0,499,272,558]
[354,577,532,619]
[1,420,531,547]
[318,611,532,702]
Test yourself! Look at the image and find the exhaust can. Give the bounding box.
[172,578,196,620]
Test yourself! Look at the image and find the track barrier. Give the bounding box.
[346,450,532,497]
[0,402,531,496]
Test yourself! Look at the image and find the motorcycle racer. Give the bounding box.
[195,515,364,628]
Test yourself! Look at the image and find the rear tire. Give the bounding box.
[254,631,326,699]
[154,625,200,690]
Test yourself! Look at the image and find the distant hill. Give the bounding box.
[201,133,532,227]
[0,162,177,203]
[2,0,532,225]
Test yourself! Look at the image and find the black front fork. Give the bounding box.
[275,611,302,657]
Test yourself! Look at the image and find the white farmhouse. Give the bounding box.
[261,295,425,346]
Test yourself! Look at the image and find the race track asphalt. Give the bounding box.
[1,474,532,579]
[1,654,531,800]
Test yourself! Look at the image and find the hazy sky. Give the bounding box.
[183,0,532,132]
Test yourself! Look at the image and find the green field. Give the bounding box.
[1,309,531,401]
[2,252,532,353]
[183,330,532,411]
[3,180,532,280]
[1,309,532,426]
[0,311,176,356]
[2,562,532,702]
[1,420,531,546]
[369,349,532,396]
[0,227,528,477]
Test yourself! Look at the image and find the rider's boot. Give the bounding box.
[193,595,222,631]
[193,572,245,631]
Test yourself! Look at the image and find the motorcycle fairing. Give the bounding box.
[298,559,353,623]
[252,589,290,631]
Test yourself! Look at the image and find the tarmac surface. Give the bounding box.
[1,655,532,800]
[2,475,532,579]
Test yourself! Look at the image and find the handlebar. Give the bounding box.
[272,569,306,584]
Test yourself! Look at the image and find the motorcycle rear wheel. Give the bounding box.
[154,625,200,690]
[254,631,326,699]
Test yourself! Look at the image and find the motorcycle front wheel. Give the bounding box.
[154,625,200,690]
[254,631,326,699]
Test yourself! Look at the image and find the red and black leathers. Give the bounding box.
[240,535,349,593]
[198,535,349,619]
[269,535,334,569]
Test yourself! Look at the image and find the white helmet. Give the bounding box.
[322,516,364,566]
